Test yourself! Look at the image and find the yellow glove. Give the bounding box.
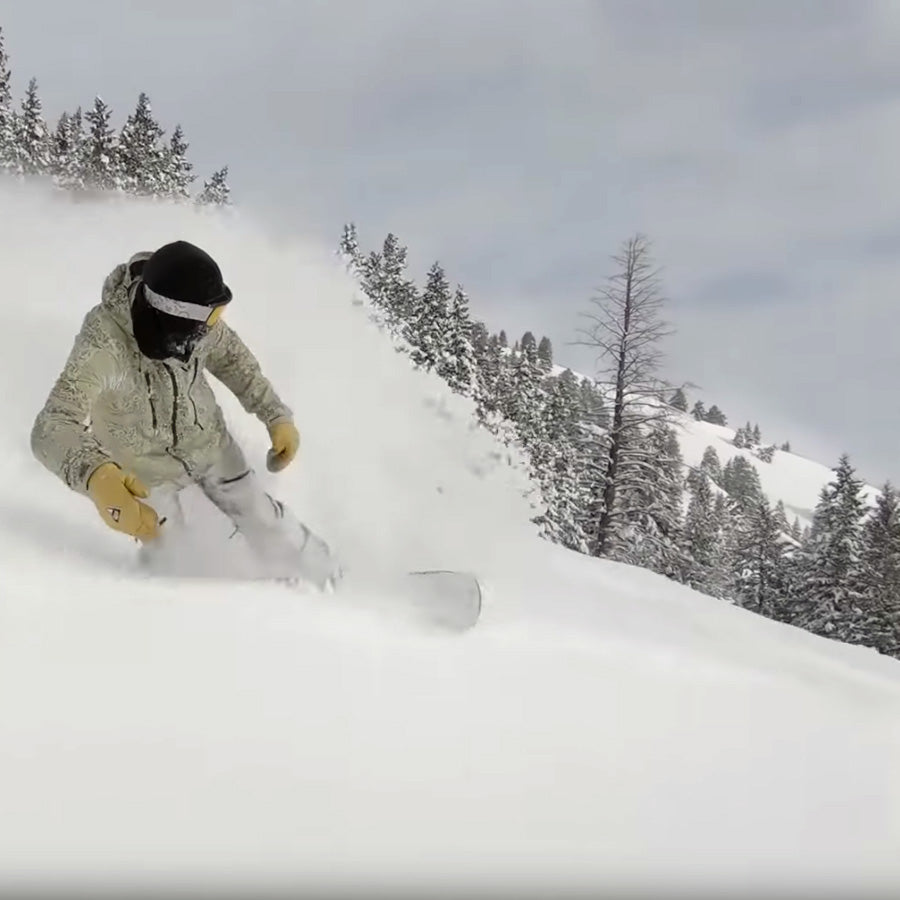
[87,462,159,541]
[267,420,300,472]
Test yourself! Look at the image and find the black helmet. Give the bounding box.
[131,240,232,362]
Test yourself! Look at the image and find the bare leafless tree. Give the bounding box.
[574,233,676,557]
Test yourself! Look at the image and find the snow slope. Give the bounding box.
[1,180,899,900]
[674,415,881,527]
[549,362,880,528]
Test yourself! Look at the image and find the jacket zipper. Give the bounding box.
[189,359,203,429]
[164,364,179,446]
[163,363,191,475]
[144,372,157,430]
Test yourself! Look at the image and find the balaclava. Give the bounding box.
[130,240,231,362]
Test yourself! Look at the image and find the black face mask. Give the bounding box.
[131,283,208,363]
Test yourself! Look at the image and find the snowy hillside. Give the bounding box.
[547,360,880,529]
[674,414,880,528]
[1,180,899,900]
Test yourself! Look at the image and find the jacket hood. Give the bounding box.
[100,251,153,343]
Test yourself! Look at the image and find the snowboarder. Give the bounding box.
[30,240,339,589]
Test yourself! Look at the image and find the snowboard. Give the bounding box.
[322,567,483,631]
[397,569,483,631]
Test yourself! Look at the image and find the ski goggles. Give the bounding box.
[142,282,232,326]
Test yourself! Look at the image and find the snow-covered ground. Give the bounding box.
[1,181,899,900]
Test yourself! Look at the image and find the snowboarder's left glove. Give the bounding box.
[267,420,300,472]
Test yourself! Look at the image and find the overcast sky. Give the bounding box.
[4,1,900,485]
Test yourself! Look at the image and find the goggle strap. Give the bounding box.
[143,282,228,324]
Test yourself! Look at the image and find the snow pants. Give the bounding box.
[138,431,339,589]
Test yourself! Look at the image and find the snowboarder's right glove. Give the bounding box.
[266,420,300,472]
[87,462,160,541]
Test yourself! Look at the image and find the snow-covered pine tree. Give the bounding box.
[12,77,50,176]
[575,378,610,536]
[379,233,417,336]
[338,222,362,273]
[502,331,545,449]
[118,92,165,195]
[479,333,519,444]
[757,444,776,463]
[774,499,790,533]
[574,234,675,558]
[83,96,119,191]
[705,404,727,426]
[691,400,706,421]
[357,245,383,307]
[669,387,688,411]
[710,492,735,600]
[733,425,747,448]
[544,369,588,443]
[699,445,722,484]
[752,424,762,446]
[720,456,764,511]
[49,112,70,180]
[0,28,14,172]
[788,455,870,645]
[562,393,598,550]
[562,387,603,553]
[53,107,87,191]
[440,286,476,395]
[346,233,417,344]
[471,326,503,425]
[613,421,686,578]
[530,368,592,552]
[728,499,788,618]
[647,422,687,577]
[161,124,193,199]
[196,166,230,205]
[469,320,488,357]
[408,260,452,371]
[578,378,609,432]
[859,482,900,656]
[537,336,553,374]
[682,470,725,594]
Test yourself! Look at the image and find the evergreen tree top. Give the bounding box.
[0,27,11,108]
[0,28,230,203]
[196,166,231,206]
[669,387,688,411]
